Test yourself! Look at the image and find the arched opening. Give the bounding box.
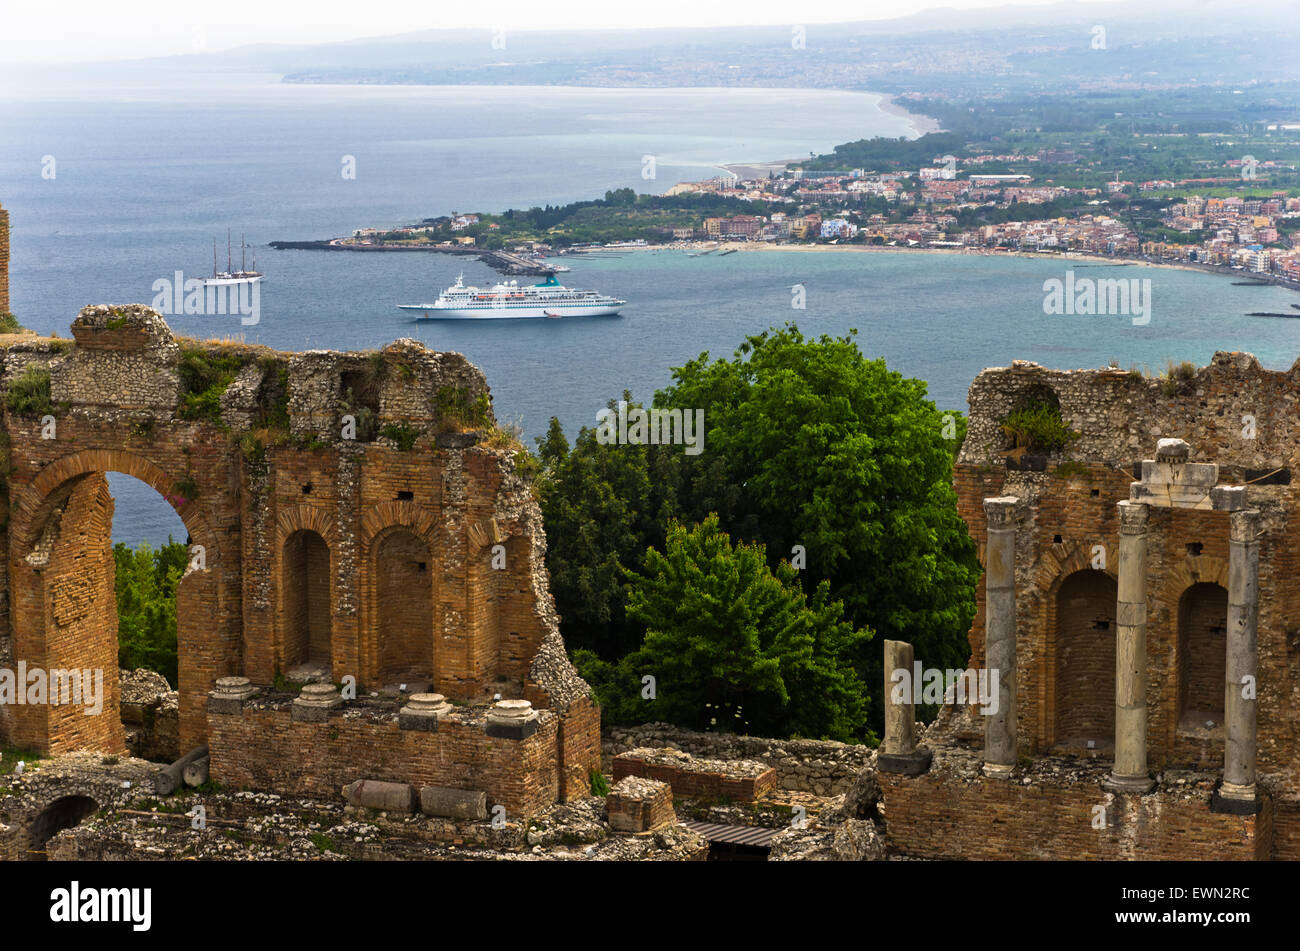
[1178,582,1228,730]
[376,528,434,690]
[1054,569,1117,750]
[10,450,219,758]
[29,795,99,860]
[110,473,191,763]
[282,529,332,678]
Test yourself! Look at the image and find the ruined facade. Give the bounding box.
[0,303,600,818]
[0,202,9,316]
[881,353,1300,859]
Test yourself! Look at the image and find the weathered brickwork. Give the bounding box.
[879,749,1270,861]
[603,722,873,795]
[0,303,599,815]
[893,351,1300,859]
[953,354,1298,773]
[612,748,778,802]
[606,776,676,833]
[0,203,9,316]
[208,696,560,818]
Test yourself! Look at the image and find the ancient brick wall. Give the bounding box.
[207,697,560,817]
[880,755,1271,860]
[0,303,598,814]
[951,353,1300,777]
[0,203,9,316]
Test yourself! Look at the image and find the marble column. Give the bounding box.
[1106,500,1155,793]
[1215,509,1260,812]
[880,639,932,776]
[982,496,1020,778]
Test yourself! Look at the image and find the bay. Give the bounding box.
[0,73,1295,545]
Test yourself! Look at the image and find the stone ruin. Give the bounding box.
[0,304,601,849]
[879,353,1300,860]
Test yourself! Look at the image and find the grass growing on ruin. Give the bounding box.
[433,385,491,433]
[1054,460,1092,480]
[310,832,338,853]
[178,347,248,424]
[4,365,58,416]
[0,313,22,334]
[1000,399,1080,454]
[589,769,610,797]
[378,421,419,451]
[1160,360,1198,396]
[0,747,43,775]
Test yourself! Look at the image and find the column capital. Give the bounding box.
[983,496,1022,529]
[1229,508,1261,543]
[1117,499,1150,534]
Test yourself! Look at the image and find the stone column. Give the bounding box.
[879,639,932,776]
[1106,500,1155,793]
[1215,509,1261,813]
[982,496,1021,778]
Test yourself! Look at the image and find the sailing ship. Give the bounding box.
[202,230,264,286]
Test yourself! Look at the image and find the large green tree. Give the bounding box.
[660,326,980,723]
[536,404,684,658]
[539,325,979,735]
[579,516,870,741]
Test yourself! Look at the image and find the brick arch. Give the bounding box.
[359,500,438,545]
[1165,554,1230,593]
[12,447,216,552]
[1176,580,1229,728]
[359,505,441,689]
[275,505,339,549]
[1030,542,1119,750]
[7,448,222,757]
[274,504,340,675]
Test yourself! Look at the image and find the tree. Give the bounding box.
[114,540,188,686]
[658,326,981,726]
[535,401,684,658]
[620,515,871,741]
[540,327,980,736]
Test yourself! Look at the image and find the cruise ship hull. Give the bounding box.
[398,302,623,319]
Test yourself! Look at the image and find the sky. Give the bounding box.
[2,0,1128,65]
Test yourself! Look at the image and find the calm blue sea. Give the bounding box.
[1,70,1297,546]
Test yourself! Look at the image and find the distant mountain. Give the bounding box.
[93,0,1300,97]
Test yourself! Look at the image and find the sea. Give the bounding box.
[1,69,1297,548]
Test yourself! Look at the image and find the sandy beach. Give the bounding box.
[718,93,942,180]
[677,239,1291,285]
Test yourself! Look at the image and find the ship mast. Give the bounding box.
[212,238,218,278]
[227,229,233,274]
[241,233,247,273]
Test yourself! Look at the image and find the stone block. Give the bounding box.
[606,776,675,833]
[342,779,416,813]
[419,786,488,819]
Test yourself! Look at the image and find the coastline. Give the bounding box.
[718,90,941,181]
[680,240,1300,289]
[877,94,943,137]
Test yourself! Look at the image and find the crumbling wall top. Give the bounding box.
[959,351,1300,473]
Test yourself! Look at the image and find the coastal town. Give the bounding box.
[324,152,1300,287]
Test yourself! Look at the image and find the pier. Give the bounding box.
[267,240,555,277]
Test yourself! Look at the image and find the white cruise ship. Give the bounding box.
[398,274,625,320]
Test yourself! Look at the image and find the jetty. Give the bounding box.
[266,239,555,276]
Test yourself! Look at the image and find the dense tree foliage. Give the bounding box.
[612,517,869,740]
[114,540,187,686]
[540,325,980,737]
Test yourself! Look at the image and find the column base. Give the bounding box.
[878,748,933,777]
[1102,773,1155,794]
[981,761,1015,780]
[1210,782,1261,816]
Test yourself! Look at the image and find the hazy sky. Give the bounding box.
[3,0,1126,65]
